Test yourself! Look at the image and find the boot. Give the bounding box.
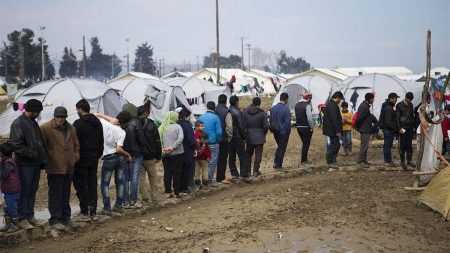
[400,155,407,170]
[407,153,416,168]
[6,217,20,233]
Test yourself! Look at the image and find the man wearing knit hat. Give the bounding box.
[10,99,49,229]
[40,106,80,230]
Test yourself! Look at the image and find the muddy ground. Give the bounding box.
[3,97,450,252]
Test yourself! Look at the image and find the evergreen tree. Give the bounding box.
[202,53,242,69]
[59,47,78,77]
[276,50,310,74]
[133,42,155,75]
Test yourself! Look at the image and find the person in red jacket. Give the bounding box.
[194,121,211,188]
[441,105,450,158]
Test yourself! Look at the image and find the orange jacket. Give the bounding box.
[341,111,353,131]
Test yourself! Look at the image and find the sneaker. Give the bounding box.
[327,163,339,169]
[274,167,283,171]
[28,217,44,227]
[73,213,91,222]
[253,171,262,177]
[400,162,407,170]
[166,193,174,198]
[301,161,313,167]
[122,203,131,209]
[130,202,142,209]
[357,162,370,169]
[221,178,232,184]
[407,161,416,168]
[51,223,67,231]
[18,219,34,230]
[209,181,220,188]
[112,206,123,213]
[62,219,79,228]
[384,162,397,168]
[239,176,252,182]
[363,161,371,165]
[6,224,20,234]
[98,209,111,216]
[90,215,99,222]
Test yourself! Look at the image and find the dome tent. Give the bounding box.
[341,73,423,119]
[168,77,231,115]
[108,77,191,121]
[0,78,123,136]
[272,75,340,115]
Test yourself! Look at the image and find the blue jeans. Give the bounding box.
[17,165,40,220]
[4,192,20,218]
[340,131,352,148]
[274,133,290,168]
[101,155,125,211]
[207,143,220,182]
[383,129,396,163]
[123,155,143,205]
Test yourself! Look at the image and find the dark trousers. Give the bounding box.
[181,158,195,191]
[162,154,183,195]
[357,132,371,163]
[47,174,73,225]
[399,127,414,162]
[326,136,340,164]
[246,144,263,174]
[4,192,20,218]
[274,133,290,168]
[297,128,313,163]
[17,165,40,220]
[383,129,396,163]
[216,141,229,182]
[73,161,98,216]
[229,137,249,178]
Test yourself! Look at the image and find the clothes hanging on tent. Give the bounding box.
[350,90,359,110]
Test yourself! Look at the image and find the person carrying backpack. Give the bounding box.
[269,93,291,170]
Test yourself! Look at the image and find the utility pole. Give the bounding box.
[246,44,251,70]
[188,60,191,72]
[196,55,200,71]
[38,26,45,81]
[125,38,130,72]
[82,36,87,78]
[18,33,25,80]
[159,59,162,77]
[240,37,245,70]
[215,0,220,84]
[162,58,165,76]
[3,42,7,77]
[111,52,115,78]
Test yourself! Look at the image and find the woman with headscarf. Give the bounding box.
[159,111,184,198]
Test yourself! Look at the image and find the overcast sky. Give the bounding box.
[1,0,449,73]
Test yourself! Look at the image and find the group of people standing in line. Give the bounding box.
[0,88,435,233]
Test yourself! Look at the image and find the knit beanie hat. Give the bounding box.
[24,99,43,112]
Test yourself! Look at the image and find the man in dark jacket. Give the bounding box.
[137,105,161,203]
[396,92,416,170]
[356,93,375,168]
[270,93,291,170]
[73,99,104,221]
[295,92,314,165]
[243,97,268,177]
[10,99,49,230]
[177,108,197,193]
[120,111,146,208]
[379,93,400,167]
[228,96,249,181]
[215,94,233,183]
[322,92,344,167]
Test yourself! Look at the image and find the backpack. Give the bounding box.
[352,112,359,129]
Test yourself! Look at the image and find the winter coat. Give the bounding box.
[442,116,450,139]
[139,118,162,161]
[177,119,196,161]
[341,111,353,132]
[9,114,49,166]
[379,101,398,131]
[122,118,146,156]
[270,103,291,135]
[322,100,342,137]
[198,111,222,144]
[229,106,246,140]
[1,157,21,193]
[41,119,80,175]
[356,101,374,133]
[396,100,415,129]
[243,105,268,145]
[73,113,104,165]
[295,99,314,129]
[215,104,233,142]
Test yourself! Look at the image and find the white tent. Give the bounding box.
[341,73,423,119]
[272,75,340,115]
[0,78,123,136]
[108,77,191,121]
[168,77,231,115]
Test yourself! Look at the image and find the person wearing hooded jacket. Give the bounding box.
[228,95,250,181]
[396,92,416,170]
[177,108,197,194]
[73,99,104,221]
[243,97,268,177]
[355,93,375,168]
[295,92,314,165]
[379,93,400,167]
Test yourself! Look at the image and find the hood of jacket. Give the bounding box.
[247,105,264,115]
[81,113,102,127]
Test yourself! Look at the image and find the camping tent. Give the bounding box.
[168,77,231,115]
[272,75,340,115]
[418,165,450,220]
[108,77,191,121]
[341,73,423,119]
[0,78,123,136]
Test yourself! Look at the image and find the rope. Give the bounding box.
[420,123,450,166]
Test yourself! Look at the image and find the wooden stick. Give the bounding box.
[412,171,438,175]
[405,187,426,191]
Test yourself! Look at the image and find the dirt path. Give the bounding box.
[5,169,450,253]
